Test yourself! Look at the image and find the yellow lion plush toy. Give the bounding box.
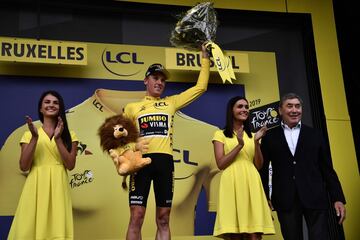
[98,114,151,188]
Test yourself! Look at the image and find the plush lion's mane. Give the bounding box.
[98,114,139,152]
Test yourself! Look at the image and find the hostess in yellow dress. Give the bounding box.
[8,128,78,240]
[212,130,275,237]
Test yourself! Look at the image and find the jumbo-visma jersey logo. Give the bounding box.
[101,49,144,77]
[138,113,169,137]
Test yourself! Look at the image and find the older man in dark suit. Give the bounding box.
[260,93,346,240]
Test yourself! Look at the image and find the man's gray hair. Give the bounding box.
[279,93,303,107]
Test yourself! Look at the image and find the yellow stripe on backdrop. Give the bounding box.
[0,36,247,79]
[0,36,279,108]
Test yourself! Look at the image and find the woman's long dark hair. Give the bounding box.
[223,96,252,139]
[38,90,72,151]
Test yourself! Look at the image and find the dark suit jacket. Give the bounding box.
[260,124,346,211]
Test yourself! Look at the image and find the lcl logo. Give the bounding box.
[92,99,103,112]
[101,49,144,77]
[154,102,168,107]
[154,101,169,110]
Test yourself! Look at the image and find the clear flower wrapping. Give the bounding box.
[170,2,218,51]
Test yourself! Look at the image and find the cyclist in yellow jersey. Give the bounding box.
[123,43,210,240]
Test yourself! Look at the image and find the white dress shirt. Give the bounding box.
[281,121,301,156]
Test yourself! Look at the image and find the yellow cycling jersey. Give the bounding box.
[124,58,210,155]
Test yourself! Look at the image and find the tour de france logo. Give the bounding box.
[249,101,280,132]
[69,170,94,189]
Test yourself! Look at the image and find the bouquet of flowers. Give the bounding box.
[170,2,218,51]
[170,2,235,83]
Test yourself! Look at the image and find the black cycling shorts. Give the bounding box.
[128,153,174,207]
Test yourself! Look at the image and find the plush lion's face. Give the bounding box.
[113,124,128,139]
[98,114,139,152]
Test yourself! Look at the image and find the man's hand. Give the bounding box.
[334,201,346,224]
[135,137,150,154]
[201,42,211,59]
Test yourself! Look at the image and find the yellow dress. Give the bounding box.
[212,130,275,237]
[8,128,78,240]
